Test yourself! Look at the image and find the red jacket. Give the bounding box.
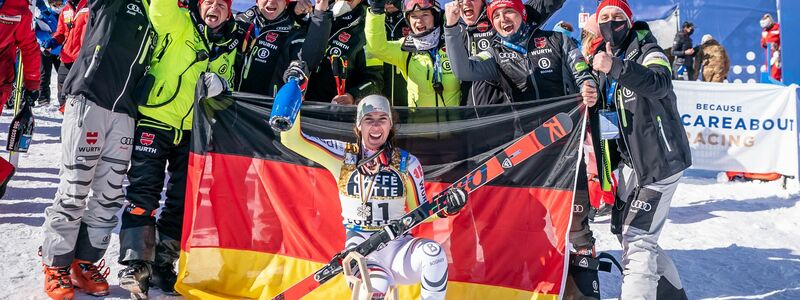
[0,0,41,105]
[53,0,88,64]
[761,23,780,49]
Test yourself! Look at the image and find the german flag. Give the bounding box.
[177,93,586,299]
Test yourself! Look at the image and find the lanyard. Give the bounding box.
[501,39,527,55]
[605,80,618,107]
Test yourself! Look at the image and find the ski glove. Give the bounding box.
[198,72,229,100]
[368,0,385,14]
[442,187,467,216]
[283,60,309,85]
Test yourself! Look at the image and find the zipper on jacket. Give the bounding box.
[113,23,153,113]
[656,115,673,152]
[84,45,101,78]
[615,87,629,128]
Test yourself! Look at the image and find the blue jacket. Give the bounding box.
[34,0,61,55]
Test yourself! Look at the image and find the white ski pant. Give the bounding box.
[614,165,686,300]
[41,95,134,267]
[345,231,449,299]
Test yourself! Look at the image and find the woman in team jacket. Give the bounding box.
[365,0,459,107]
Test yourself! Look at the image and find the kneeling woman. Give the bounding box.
[280,95,467,299]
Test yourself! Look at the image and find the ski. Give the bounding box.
[8,52,23,167]
[270,112,574,300]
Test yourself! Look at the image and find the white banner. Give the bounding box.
[675,81,799,177]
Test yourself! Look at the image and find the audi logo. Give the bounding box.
[573,204,584,213]
[630,200,652,212]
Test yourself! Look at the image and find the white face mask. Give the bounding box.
[411,27,441,51]
[760,19,771,29]
[331,1,352,18]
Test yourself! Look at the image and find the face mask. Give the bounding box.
[687,28,694,35]
[331,1,352,18]
[760,19,771,29]
[411,27,441,51]
[599,20,629,49]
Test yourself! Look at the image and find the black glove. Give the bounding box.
[283,60,309,85]
[440,187,467,216]
[368,0,385,14]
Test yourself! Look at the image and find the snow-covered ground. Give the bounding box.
[1,105,799,299]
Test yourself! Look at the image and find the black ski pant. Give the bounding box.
[119,117,190,267]
[39,51,60,102]
[56,62,72,106]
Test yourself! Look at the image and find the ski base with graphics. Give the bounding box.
[270,112,574,300]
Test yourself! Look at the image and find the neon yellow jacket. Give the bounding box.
[364,12,460,107]
[138,0,239,131]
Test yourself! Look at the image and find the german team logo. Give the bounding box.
[86,132,98,145]
[338,32,351,43]
[140,132,155,146]
[265,32,278,43]
[534,37,547,49]
[477,21,490,32]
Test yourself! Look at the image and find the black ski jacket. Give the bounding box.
[305,4,383,103]
[382,10,408,106]
[62,0,155,118]
[445,25,593,102]
[671,31,694,68]
[457,0,565,106]
[233,7,331,96]
[591,22,692,186]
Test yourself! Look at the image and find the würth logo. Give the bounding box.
[338,32,351,43]
[86,132,98,145]
[140,133,155,146]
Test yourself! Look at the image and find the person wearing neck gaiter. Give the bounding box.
[365,0,459,107]
[443,0,596,104]
[590,0,691,298]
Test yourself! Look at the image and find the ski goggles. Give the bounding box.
[404,0,437,12]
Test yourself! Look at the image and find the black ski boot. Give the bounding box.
[150,263,179,295]
[118,260,151,300]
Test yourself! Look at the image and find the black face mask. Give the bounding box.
[687,29,695,35]
[599,20,630,49]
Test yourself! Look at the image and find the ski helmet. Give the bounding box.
[402,0,442,27]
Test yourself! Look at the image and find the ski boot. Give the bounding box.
[44,264,74,300]
[566,248,601,299]
[70,259,110,296]
[150,263,179,295]
[118,260,152,300]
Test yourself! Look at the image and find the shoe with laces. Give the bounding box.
[118,260,152,300]
[70,259,110,296]
[44,265,74,300]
